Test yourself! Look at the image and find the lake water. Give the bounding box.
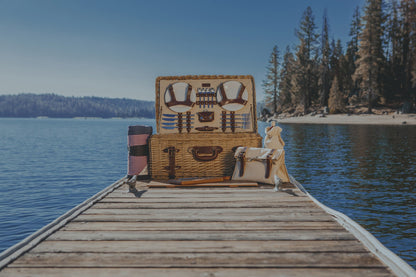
[0,118,415,269]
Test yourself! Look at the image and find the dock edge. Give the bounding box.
[0,176,128,270]
[290,176,416,277]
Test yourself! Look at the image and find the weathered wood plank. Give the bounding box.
[73,213,334,222]
[147,183,259,188]
[137,186,299,193]
[106,191,307,198]
[101,196,311,203]
[82,207,327,215]
[31,240,368,253]
[62,221,344,231]
[92,201,317,209]
[46,230,355,241]
[9,252,384,268]
[115,188,274,193]
[0,267,394,277]
[117,186,268,193]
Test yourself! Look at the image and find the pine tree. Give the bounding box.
[400,0,416,110]
[345,6,362,99]
[385,0,402,102]
[262,45,281,114]
[328,76,345,113]
[353,0,386,113]
[319,9,331,107]
[278,46,295,109]
[294,6,320,114]
[330,39,344,91]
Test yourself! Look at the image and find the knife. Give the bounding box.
[162,122,194,126]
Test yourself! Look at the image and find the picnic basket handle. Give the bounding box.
[189,146,223,162]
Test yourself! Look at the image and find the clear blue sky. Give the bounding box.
[0,0,364,101]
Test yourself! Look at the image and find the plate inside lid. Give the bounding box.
[217,81,248,111]
[164,82,196,113]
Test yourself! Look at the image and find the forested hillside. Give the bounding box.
[0,94,155,118]
[263,0,416,115]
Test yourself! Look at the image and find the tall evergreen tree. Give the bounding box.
[294,6,320,114]
[345,6,362,99]
[353,0,386,113]
[330,39,344,92]
[278,46,295,109]
[385,0,402,102]
[319,9,331,107]
[348,6,362,62]
[400,0,416,109]
[328,76,345,113]
[262,45,281,114]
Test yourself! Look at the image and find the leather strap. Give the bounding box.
[218,83,248,107]
[186,111,192,133]
[163,147,181,179]
[238,147,247,177]
[166,84,195,108]
[195,126,218,131]
[221,111,227,132]
[177,113,183,133]
[230,111,235,133]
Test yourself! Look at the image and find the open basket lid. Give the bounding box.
[155,75,258,135]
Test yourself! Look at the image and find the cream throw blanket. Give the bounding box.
[264,121,285,149]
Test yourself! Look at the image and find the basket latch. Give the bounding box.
[163,146,181,179]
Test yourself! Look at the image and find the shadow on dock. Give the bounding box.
[128,187,147,198]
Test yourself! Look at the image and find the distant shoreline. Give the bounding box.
[3,114,416,125]
[0,93,155,119]
[270,113,416,125]
[0,116,153,120]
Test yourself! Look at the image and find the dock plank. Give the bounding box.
[101,196,310,202]
[61,221,345,231]
[31,240,367,253]
[46,229,356,241]
[73,213,335,222]
[10,252,384,268]
[0,268,394,277]
[82,207,326,215]
[115,186,284,193]
[106,191,307,198]
[93,200,317,209]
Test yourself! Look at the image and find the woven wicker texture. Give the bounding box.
[150,133,262,180]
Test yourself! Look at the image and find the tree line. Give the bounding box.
[263,0,416,115]
[0,93,155,118]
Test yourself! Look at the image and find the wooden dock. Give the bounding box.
[0,178,413,276]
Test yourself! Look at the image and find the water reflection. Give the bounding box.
[258,122,416,268]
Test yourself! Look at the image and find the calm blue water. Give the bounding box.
[0,118,415,269]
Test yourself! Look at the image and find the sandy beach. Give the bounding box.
[272,113,416,125]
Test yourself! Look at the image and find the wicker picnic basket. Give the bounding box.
[149,75,262,180]
[150,132,262,180]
